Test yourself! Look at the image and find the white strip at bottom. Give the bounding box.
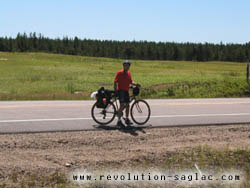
[0,118,92,123]
[1,113,250,123]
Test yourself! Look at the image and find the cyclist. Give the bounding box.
[114,60,137,127]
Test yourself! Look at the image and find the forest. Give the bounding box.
[0,32,250,62]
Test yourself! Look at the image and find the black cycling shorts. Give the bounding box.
[118,90,129,104]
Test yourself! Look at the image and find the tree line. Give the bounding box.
[0,32,250,62]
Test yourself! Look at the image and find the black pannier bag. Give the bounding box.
[96,87,112,108]
[133,86,140,96]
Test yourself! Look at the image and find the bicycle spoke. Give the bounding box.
[131,100,150,125]
[91,102,116,125]
[105,112,115,114]
[135,103,143,113]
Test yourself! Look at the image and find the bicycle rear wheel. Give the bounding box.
[91,102,116,125]
[130,99,151,125]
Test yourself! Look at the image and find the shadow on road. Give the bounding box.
[92,124,151,136]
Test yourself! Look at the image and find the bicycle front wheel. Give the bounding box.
[91,102,116,125]
[130,99,151,125]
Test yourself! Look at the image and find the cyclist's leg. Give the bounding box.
[125,104,129,117]
[124,91,130,118]
[124,91,133,125]
[117,91,130,118]
[116,91,127,127]
[117,103,125,118]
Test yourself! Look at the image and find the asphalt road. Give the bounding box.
[1,98,250,134]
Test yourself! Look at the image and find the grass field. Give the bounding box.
[0,52,249,100]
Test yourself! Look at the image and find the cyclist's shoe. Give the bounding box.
[125,118,133,126]
[116,120,126,129]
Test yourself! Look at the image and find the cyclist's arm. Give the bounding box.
[129,73,138,87]
[114,72,120,91]
[114,81,118,91]
[131,81,140,88]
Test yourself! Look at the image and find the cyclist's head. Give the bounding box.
[123,60,131,67]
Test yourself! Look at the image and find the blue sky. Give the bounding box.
[1,0,250,43]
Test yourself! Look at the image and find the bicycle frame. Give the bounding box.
[91,85,150,126]
[111,92,137,113]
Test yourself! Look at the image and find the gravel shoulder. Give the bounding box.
[0,124,249,185]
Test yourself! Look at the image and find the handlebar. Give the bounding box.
[129,84,141,89]
[113,84,141,97]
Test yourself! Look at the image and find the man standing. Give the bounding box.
[114,60,137,127]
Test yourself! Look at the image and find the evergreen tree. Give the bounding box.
[0,32,250,62]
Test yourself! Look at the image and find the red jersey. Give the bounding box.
[114,70,132,91]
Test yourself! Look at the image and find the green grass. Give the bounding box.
[0,52,249,100]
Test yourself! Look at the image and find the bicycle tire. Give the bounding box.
[91,102,116,125]
[130,99,151,125]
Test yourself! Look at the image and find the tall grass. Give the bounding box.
[0,52,249,100]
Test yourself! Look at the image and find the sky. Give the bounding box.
[1,0,250,44]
